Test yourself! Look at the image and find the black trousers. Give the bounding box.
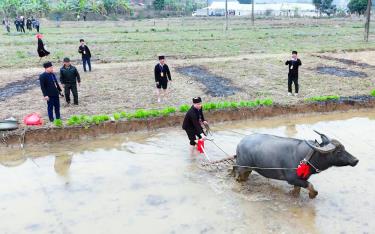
[185,129,201,146]
[47,96,60,122]
[64,83,78,104]
[288,75,299,93]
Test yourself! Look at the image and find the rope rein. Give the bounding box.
[201,124,319,172]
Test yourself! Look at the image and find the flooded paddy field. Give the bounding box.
[0,110,374,234]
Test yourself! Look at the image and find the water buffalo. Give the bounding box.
[233,131,359,198]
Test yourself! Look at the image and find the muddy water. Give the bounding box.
[0,110,374,234]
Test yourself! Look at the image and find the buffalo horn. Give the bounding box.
[313,130,331,145]
[305,140,336,154]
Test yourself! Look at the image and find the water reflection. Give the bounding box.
[285,124,298,137]
[54,154,73,178]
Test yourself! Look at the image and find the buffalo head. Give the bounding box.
[306,130,359,167]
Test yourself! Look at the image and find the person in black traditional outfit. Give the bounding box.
[36,34,50,62]
[19,16,25,33]
[285,50,302,96]
[154,55,172,103]
[182,97,208,153]
[26,18,32,31]
[78,39,92,72]
[14,18,20,32]
[39,62,62,122]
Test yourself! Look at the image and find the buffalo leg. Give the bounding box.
[234,166,252,182]
[287,179,318,199]
[290,186,301,197]
[307,183,318,199]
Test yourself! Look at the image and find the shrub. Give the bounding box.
[371,89,375,97]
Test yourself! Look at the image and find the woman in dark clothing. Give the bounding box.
[36,34,50,62]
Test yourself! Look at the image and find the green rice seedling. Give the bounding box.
[202,103,211,111]
[239,101,247,107]
[113,113,121,120]
[222,101,231,108]
[216,102,224,109]
[148,110,160,117]
[210,102,218,110]
[133,109,147,119]
[120,111,127,118]
[80,115,92,125]
[92,115,101,125]
[260,99,273,106]
[92,115,107,124]
[53,119,63,127]
[67,119,76,126]
[160,107,176,117]
[66,115,81,125]
[179,104,190,112]
[306,95,340,102]
[164,107,176,113]
[371,89,375,97]
[255,99,261,105]
[246,101,257,107]
[230,102,239,108]
[99,115,110,121]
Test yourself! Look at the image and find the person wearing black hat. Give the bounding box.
[60,57,81,105]
[154,55,172,103]
[285,51,302,96]
[39,62,63,122]
[78,39,92,72]
[182,97,208,152]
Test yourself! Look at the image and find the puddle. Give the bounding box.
[316,66,368,78]
[0,110,375,233]
[176,66,242,97]
[0,76,39,101]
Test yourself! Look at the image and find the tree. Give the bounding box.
[0,0,49,17]
[0,0,132,17]
[312,0,336,16]
[348,0,368,15]
[153,0,165,10]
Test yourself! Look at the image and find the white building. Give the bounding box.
[193,0,347,17]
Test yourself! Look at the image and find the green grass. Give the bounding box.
[371,89,375,97]
[2,18,375,68]
[305,95,340,102]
